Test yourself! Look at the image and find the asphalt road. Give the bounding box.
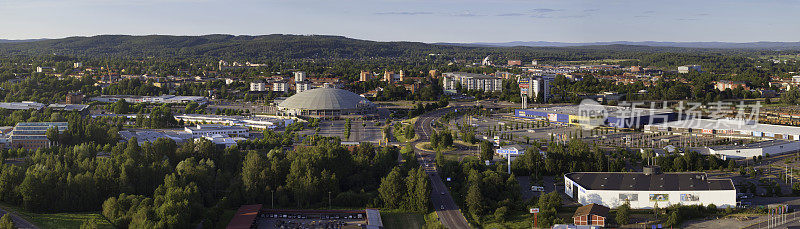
[413,106,472,229]
[0,208,37,229]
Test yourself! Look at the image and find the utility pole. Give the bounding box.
[328,191,332,210]
[271,190,274,209]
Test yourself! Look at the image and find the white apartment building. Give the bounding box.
[250,82,267,92]
[519,76,554,102]
[294,71,306,82]
[442,72,503,93]
[273,82,288,93]
[296,82,310,93]
[678,65,702,74]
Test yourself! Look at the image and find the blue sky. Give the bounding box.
[0,0,798,43]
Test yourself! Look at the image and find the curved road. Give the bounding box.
[0,208,38,229]
[413,106,471,229]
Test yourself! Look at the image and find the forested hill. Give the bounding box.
[0,34,783,61]
[0,34,440,60]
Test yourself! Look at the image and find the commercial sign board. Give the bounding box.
[496,148,521,155]
[548,113,558,122]
[619,194,639,202]
[649,194,669,202]
[680,194,699,201]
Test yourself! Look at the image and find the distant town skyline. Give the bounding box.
[1,0,798,43]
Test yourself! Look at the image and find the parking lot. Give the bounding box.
[459,113,735,151]
[297,119,385,143]
[256,212,368,229]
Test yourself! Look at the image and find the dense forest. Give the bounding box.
[1,34,796,65]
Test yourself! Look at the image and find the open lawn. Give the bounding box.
[417,142,455,152]
[0,203,113,229]
[559,59,638,64]
[382,212,425,229]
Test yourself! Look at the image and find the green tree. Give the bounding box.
[241,152,267,202]
[480,141,494,162]
[378,167,405,209]
[45,126,59,146]
[0,214,15,229]
[80,219,98,229]
[616,199,630,226]
[493,206,508,222]
[466,185,484,217]
[113,99,131,114]
[665,210,681,227]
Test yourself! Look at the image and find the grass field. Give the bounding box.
[417,142,455,152]
[0,203,113,229]
[381,212,425,229]
[559,59,637,64]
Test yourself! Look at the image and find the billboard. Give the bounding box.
[548,113,558,122]
[649,194,669,202]
[619,194,639,202]
[496,148,520,155]
[680,194,699,201]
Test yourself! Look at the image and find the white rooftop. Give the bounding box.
[651,118,800,136]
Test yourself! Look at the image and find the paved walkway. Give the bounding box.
[0,208,38,229]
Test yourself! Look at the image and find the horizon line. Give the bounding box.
[1,34,799,44]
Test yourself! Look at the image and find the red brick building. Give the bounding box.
[573,204,609,227]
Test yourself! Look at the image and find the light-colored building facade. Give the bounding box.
[273,82,288,93]
[714,80,749,91]
[294,71,306,82]
[7,122,68,150]
[296,82,310,93]
[519,76,554,101]
[565,168,736,209]
[678,65,702,74]
[90,95,208,104]
[442,72,503,93]
[250,82,267,92]
[707,140,800,159]
[184,124,249,138]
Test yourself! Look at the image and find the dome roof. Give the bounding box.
[278,88,374,110]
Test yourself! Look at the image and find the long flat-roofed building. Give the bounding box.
[516,104,678,129]
[90,95,208,105]
[565,166,736,209]
[184,124,249,138]
[645,118,800,141]
[707,140,800,159]
[0,102,46,110]
[7,122,68,150]
[174,114,295,129]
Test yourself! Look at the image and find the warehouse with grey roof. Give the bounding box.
[565,166,736,209]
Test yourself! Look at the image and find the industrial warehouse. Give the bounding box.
[277,88,377,118]
[645,118,800,159]
[515,104,678,128]
[565,166,737,209]
[645,118,800,140]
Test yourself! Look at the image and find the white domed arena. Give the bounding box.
[277,88,377,118]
